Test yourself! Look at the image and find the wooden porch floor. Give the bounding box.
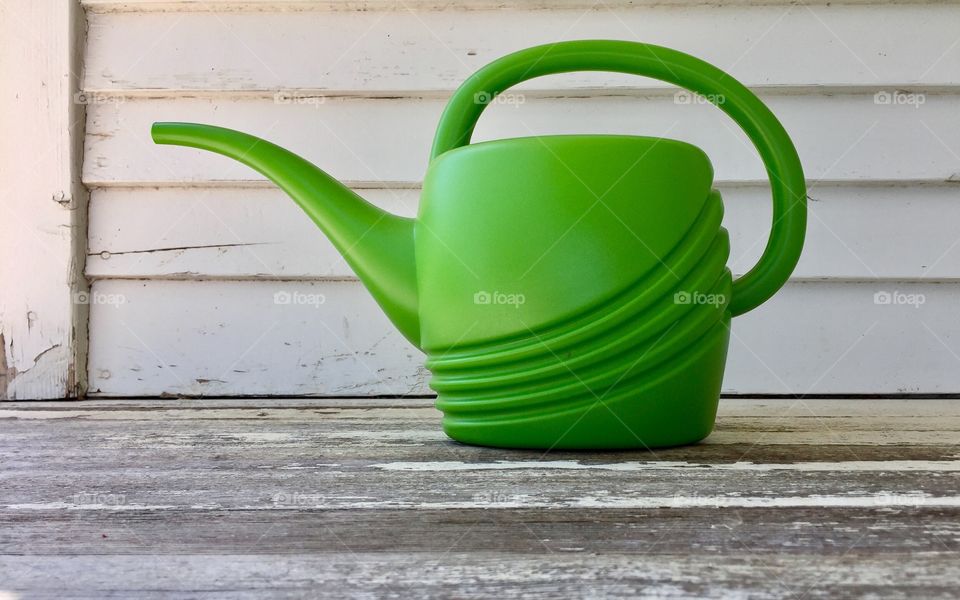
[2,398,959,598]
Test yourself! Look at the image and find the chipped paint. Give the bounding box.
[0,333,11,400]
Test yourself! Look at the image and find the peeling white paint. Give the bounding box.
[4,344,73,400]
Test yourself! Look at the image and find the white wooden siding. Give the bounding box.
[80,1,960,396]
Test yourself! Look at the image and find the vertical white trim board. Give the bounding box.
[0,1,88,399]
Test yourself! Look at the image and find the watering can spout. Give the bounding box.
[151,122,420,346]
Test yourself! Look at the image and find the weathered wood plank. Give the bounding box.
[84,279,960,396]
[4,456,959,509]
[2,415,959,462]
[83,93,960,185]
[2,552,959,599]
[83,5,960,91]
[2,401,959,512]
[86,184,960,281]
[3,507,959,554]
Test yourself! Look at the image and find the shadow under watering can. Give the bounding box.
[151,40,807,450]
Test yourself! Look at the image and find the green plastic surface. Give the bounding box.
[152,40,806,449]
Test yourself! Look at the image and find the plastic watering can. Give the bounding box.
[152,40,806,450]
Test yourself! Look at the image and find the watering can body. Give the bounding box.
[419,135,731,449]
[152,40,806,450]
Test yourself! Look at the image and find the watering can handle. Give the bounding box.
[431,40,806,317]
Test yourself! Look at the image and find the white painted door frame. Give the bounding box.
[0,1,88,399]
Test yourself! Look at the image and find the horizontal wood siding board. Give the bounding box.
[80,0,956,12]
[72,85,960,100]
[85,280,960,396]
[83,5,960,91]
[86,279,428,397]
[86,184,960,280]
[83,93,960,185]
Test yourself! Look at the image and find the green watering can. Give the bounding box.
[152,40,806,450]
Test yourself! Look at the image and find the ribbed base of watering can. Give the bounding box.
[433,316,729,450]
[427,238,732,448]
[426,187,733,449]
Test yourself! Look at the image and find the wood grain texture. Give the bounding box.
[0,398,958,597]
